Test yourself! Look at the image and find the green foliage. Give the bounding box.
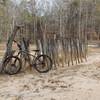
[71,0,80,7]
[21,9,33,23]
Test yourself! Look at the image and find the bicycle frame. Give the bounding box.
[15,50,39,66]
[13,39,41,67]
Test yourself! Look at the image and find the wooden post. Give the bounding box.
[1,26,20,66]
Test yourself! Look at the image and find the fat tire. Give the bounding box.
[34,55,52,73]
[3,56,22,75]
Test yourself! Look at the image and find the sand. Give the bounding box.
[0,45,100,100]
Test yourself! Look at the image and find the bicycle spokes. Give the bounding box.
[3,56,22,75]
[34,55,52,73]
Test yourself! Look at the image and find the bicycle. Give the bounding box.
[2,40,52,75]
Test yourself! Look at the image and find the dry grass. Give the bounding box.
[0,43,6,58]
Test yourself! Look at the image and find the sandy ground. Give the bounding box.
[0,44,100,100]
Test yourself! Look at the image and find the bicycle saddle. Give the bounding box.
[32,50,40,52]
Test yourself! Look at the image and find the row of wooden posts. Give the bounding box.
[35,34,87,68]
[15,25,88,67]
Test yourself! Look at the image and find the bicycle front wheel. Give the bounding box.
[3,56,22,75]
[33,55,52,73]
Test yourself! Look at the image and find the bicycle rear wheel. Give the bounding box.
[33,55,52,73]
[3,56,22,75]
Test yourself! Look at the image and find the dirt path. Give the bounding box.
[0,47,100,100]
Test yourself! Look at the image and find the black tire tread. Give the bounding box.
[3,56,22,75]
[34,55,52,73]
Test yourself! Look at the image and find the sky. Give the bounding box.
[15,0,53,4]
[14,0,53,16]
[15,0,22,4]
